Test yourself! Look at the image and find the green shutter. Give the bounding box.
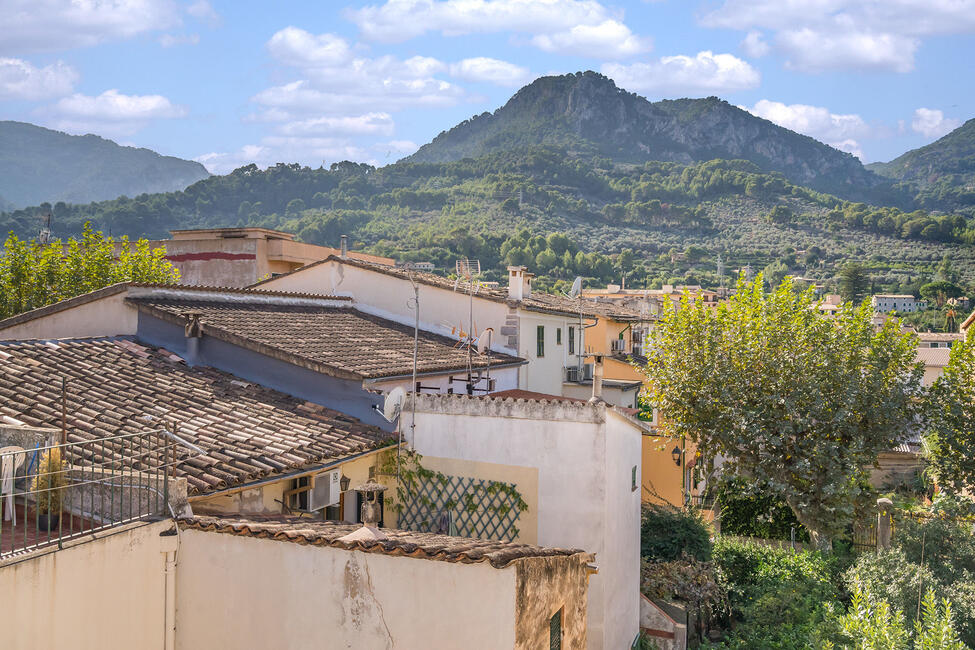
[537,325,545,357]
[550,609,562,650]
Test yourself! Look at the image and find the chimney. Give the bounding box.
[507,266,533,301]
[589,355,604,403]
[182,311,204,366]
[340,235,348,258]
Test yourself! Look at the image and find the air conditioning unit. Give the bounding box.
[307,469,342,511]
[583,364,594,381]
[566,367,580,382]
[610,339,626,353]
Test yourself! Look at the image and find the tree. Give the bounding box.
[920,281,962,309]
[925,328,975,494]
[839,263,871,304]
[641,275,922,550]
[0,222,180,319]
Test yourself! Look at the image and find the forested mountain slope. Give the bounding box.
[0,121,209,208]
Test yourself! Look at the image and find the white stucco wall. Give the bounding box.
[176,529,518,650]
[408,396,641,650]
[0,520,172,650]
[0,291,138,340]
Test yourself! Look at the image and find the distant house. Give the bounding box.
[398,261,436,271]
[871,294,927,313]
[136,228,394,287]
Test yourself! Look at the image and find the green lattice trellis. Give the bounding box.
[397,474,523,541]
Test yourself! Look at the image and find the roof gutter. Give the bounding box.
[188,444,393,502]
[362,358,529,384]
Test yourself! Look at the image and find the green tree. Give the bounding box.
[0,222,179,319]
[839,263,871,304]
[642,275,922,550]
[920,281,963,309]
[925,328,975,493]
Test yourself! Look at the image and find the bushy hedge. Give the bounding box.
[640,503,712,562]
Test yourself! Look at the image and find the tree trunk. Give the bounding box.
[785,496,833,552]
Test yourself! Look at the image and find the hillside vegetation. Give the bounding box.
[0,121,209,209]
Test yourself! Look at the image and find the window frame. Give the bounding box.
[536,325,545,357]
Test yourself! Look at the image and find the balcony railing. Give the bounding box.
[0,428,199,559]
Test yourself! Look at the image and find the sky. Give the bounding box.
[1,0,974,175]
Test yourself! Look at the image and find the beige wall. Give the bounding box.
[516,555,590,650]
[0,291,138,340]
[419,456,539,544]
[0,520,173,650]
[176,529,520,650]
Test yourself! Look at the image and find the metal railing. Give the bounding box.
[0,427,198,558]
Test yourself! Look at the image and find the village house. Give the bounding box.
[0,283,525,426]
[136,227,393,287]
[405,391,643,650]
[871,294,927,313]
[254,255,650,406]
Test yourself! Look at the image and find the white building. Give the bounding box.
[256,256,644,398]
[872,294,927,313]
[406,392,644,650]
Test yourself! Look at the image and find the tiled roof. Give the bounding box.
[0,281,351,333]
[129,298,525,380]
[179,515,587,568]
[0,337,393,494]
[254,255,646,321]
[917,347,952,368]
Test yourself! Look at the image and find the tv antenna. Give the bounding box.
[451,258,485,394]
[562,276,592,377]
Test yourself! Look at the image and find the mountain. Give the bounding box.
[406,71,881,198]
[0,121,210,209]
[868,119,975,210]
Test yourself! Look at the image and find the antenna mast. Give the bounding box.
[456,258,481,394]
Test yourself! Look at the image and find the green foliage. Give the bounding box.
[926,329,975,494]
[640,503,712,562]
[31,448,66,515]
[707,537,840,649]
[845,549,936,624]
[839,262,871,303]
[642,275,923,548]
[715,477,809,542]
[0,222,180,319]
[0,121,208,209]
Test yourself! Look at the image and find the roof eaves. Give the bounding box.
[0,282,133,331]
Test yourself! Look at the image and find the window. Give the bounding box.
[556,327,562,345]
[550,608,563,650]
[568,326,575,355]
[536,325,545,357]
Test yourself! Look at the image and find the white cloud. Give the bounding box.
[255,28,463,121]
[158,33,200,47]
[348,0,649,58]
[912,107,962,138]
[602,51,760,96]
[0,57,78,100]
[0,0,181,54]
[277,113,395,137]
[700,0,975,73]
[186,0,219,25]
[531,19,651,59]
[49,88,187,136]
[266,26,353,68]
[777,29,917,73]
[741,30,769,57]
[745,99,872,157]
[449,57,534,87]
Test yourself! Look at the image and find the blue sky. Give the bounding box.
[2,0,973,174]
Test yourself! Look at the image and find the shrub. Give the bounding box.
[640,504,712,562]
[715,477,809,542]
[31,448,66,515]
[844,549,935,625]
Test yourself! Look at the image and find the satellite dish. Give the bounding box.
[381,387,406,423]
[568,276,583,299]
[477,328,494,355]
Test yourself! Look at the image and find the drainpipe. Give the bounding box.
[160,528,179,650]
[589,355,604,403]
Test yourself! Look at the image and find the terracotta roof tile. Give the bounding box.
[179,515,587,569]
[129,298,524,379]
[0,337,394,495]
